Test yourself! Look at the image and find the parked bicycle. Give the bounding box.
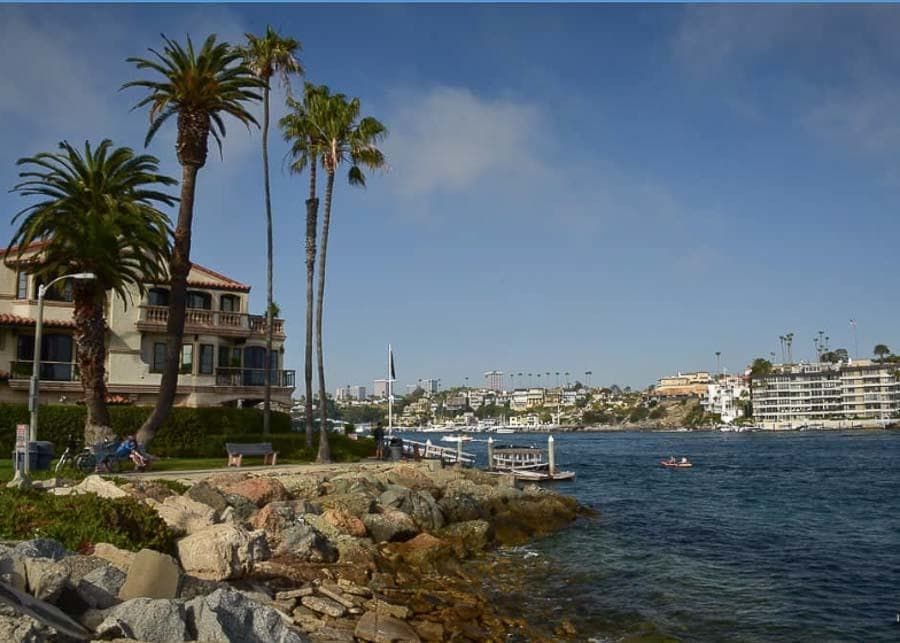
[54,434,98,473]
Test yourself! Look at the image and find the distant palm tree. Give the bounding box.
[124,34,262,446]
[286,85,386,462]
[238,26,302,438]
[8,140,174,445]
[873,344,891,362]
[281,83,328,449]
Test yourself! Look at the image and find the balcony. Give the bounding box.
[9,360,79,382]
[138,306,285,339]
[215,368,296,388]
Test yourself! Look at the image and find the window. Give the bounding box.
[16,272,27,300]
[152,342,166,373]
[180,344,194,374]
[16,333,73,380]
[220,295,239,312]
[243,346,266,386]
[148,288,169,306]
[219,345,237,368]
[199,344,214,375]
[37,280,73,302]
[186,291,211,310]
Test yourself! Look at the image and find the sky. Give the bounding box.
[1,3,899,393]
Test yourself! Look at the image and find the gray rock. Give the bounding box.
[177,524,268,581]
[354,611,422,643]
[437,493,485,523]
[177,575,228,601]
[0,575,91,640]
[0,612,48,642]
[186,587,307,642]
[378,486,445,531]
[23,557,69,602]
[118,549,181,600]
[224,493,257,522]
[0,550,27,591]
[13,539,68,562]
[362,511,419,543]
[77,564,125,609]
[276,522,337,563]
[95,597,189,641]
[57,554,108,584]
[186,481,229,516]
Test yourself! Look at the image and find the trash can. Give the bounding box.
[12,441,54,471]
[389,437,403,461]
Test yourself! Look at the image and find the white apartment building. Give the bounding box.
[483,370,504,392]
[335,385,366,402]
[510,389,529,411]
[0,244,294,408]
[373,379,389,399]
[751,360,899,428]
[702,375,749,424]
[419,378,439,394]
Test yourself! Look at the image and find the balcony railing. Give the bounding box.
[10,360,79,382]
[138,306,285,337]
[215,368,296,388]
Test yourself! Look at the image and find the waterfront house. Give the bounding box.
[0,244,294,408]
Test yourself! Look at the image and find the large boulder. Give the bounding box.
[362,510,419,543]
[354,611,422,643]
[436,520,494,556]
[437,493,485,523]
[50,475,128,499]
[13,539,68,561]
[23,557,69,603]
[377,465,435,491]
[185,481,229,516]
[91,543,135,573]
[321,509,367,538]
[219,477,289,507]
[118,549,180,600]
[378,486,444,531]
[177,524,269,581]
[94,597,189,641]
[77,564,125,609]
[276,521,337,563]
[388,533,454,572]
[148,495,216,535]
[317,492,375,518]
[185,587,307,643]
[0,549,27,591]
[276,474,324,499]
[249,500,319,536]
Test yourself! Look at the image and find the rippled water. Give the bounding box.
[402,430,900,641]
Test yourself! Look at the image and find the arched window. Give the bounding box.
[186,291,212,310]
[220,294,240,312]
[148,287,169,306]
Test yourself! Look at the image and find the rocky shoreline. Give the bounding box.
[0,461,590,642]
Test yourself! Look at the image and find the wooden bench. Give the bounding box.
[225,442,278,467]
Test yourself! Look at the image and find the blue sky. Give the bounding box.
[2,4,899,392]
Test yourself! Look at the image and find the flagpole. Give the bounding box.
[388,344,393,438]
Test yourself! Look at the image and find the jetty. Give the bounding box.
[399,438,476,467]
[487,435,575,482]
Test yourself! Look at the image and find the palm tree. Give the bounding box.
[123,34,262,446]
[874,344,891,362]
[7,140,174,445]
[237,27,302,439]
[308,87,386,462]
[280,83,328,449]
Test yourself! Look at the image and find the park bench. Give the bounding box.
[225,442,278,467]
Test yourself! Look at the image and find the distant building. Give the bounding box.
[510,389,529,411]
[702,375,749,424]
[419,378,439,394]
[373,379,389,398]
[751,360,899,428]
[655,371,712,398]
[483,370,504,391]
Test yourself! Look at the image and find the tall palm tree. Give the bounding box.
[123,34,262,446]
[308,87,386,462]
[7,140,174,445]
[280,83,328,449]
[237,27,302,438]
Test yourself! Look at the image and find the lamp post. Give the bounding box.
[10,272,96,489]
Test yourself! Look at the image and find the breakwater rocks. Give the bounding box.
[0,462,589,641]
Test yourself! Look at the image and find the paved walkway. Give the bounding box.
[119,458,419,482]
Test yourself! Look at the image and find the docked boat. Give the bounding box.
[488,436,575,481]
[440,434,473,443]
[495,427,515,434]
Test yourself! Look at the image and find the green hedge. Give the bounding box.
[0,404,291,457]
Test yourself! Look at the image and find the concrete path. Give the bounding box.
[118,458,411,482]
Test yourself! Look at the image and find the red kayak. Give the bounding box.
[660,460,693,468]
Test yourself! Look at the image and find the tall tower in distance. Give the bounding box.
[484,370,504,391]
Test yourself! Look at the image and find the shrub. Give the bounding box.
[0,488,179,555]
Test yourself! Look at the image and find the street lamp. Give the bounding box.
[10,272,96,488]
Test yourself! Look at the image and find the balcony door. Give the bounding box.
[243,346,266,386]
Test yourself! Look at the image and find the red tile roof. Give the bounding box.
[0,313,76,328]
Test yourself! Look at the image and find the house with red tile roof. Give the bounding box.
[0,244,294,409]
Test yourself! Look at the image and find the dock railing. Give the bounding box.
[400,439,476,467]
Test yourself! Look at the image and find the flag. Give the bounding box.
[390,347,396,381]
[849,319,856,328]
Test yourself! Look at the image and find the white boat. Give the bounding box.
[440,434,473,443]
[495,428,515,434]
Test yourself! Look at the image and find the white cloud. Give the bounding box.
[805,86,900,155]
[382,86,545,197]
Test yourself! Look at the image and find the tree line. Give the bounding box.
[5,28,386,463]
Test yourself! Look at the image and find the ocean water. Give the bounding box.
[401,430,900,641]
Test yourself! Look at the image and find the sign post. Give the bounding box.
[8,423,30,489]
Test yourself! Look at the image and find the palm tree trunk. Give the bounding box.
[262,80,274,438]
[73,281,111,446]
[304,161,318,449]
[315,168,334,463]
[137,161,199,446]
